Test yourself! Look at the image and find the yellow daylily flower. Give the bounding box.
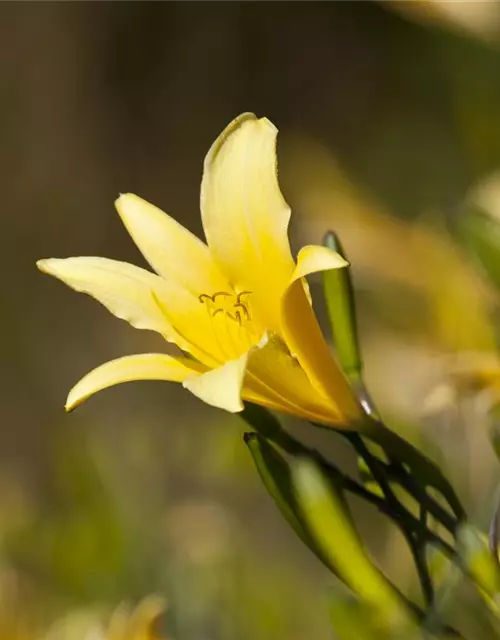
[106,596,167,640]
[37,113,363,426]
[42,596,167,640]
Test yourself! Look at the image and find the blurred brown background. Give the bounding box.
[4,2,500,638]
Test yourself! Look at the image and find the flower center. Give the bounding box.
[198,291,252,324]
[198,290,260,359]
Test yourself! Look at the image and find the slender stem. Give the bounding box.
[385,461,457,535]
[337,429,459,535]
[344,432,440,607]
[404,529,435,607]
[345,473,457,560]
[364,418,466,522]
[244,412,458,558]
[348,434,398,502]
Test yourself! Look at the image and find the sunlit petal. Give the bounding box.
[37,256,184,340]
[244,333,346,424]
[183,353,248,412]
[115,194,242,363]
[116,193,229,296]
[281,245,363,424]
[201,113,295,332]
[66,353,205,411]
[107,596,166,640]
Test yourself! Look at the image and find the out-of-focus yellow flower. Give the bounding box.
[38,114,362,426]
[0,570,39,640]
[286,137,496,355]
[43,596,167,640]
[434,352,500,402]
[106,596,166,640]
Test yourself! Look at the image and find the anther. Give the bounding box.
[233,303,250,320]
[199,291,232,304]
[212,291,232,301]
[236,291,252,303]
[226,310,242,325]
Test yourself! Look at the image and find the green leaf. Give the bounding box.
[322,231,363,381]
[292,458,416,631]
[363,416,466,524]
[244,433,337,575]
[240,403,304,456]
[329,592,385,640]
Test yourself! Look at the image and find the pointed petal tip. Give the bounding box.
[295,245,349,276]
[36,258,54,273]
[204,112,271,169]
[114,192,141,215]
[228,112,258,130]
[37,257,74,278]
[227,112,275,131]
[64,400,77,413]
[65,379,87,411]
[65,354,202,413]
[65,387,85,412]
[257,115,278,134]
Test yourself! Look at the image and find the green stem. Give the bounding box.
[404,530,435,607]
[363,418,466,523]
[346,432,439,608]
[386,461,457,535]
[241,405,458,558]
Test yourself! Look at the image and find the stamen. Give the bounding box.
[212,291,232,301]
[236,291,252,303]
[226,310,242,325]
[197,289,257,357]
[233,302,250,321]
[199,291,232,304]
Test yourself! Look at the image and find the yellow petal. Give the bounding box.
[183,353,248,412]
[290,244,348,279]
[115,595,166,640]
[66,353,205,411]
[201,113,295,333]
[115,194,243,364]
[37,255,235,367]
[37,257,184,344]
[115,193,229,296]
[281,245,363,424]
[444,351,500,394]
[240,333,340,423]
